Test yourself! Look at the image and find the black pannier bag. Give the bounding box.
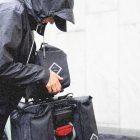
[28,43,71,100]
[36,43,70,89]
[11,95,98,140]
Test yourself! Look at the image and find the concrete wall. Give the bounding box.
[35,0,140,136]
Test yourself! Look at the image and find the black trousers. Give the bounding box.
[0,92,22,139]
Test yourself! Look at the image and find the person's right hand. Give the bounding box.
[46,71,63,94]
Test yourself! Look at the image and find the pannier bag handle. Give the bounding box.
[26,24,39,64]
[58,93,73,100]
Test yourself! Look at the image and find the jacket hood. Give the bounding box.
[23,0,74,32]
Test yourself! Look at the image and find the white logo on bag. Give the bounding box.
[49,62,62,74]
[90,133,98,140]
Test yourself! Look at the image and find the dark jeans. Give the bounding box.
[0,92,22,139]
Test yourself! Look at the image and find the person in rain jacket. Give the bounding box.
[0,0,74,138]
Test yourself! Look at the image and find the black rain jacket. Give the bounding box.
[0,0,74,96]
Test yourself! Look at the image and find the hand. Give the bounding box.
[46,71,63,94]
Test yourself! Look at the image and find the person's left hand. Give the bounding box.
[42,17,55,24]
[46,71,63,94]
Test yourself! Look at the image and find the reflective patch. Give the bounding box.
[90,133,98,140]
[49,62,62,74]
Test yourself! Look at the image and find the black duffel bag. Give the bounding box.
[11,95,98,140]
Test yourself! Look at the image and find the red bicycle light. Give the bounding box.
[55,124,73,137]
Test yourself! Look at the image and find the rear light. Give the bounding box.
[55,124,73,137]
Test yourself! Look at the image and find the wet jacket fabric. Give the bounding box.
[0,0,49,90]
[0,0,74,137]
[0,0,74,90]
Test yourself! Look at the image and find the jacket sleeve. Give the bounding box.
[0,7,50,86]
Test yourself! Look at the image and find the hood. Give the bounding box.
[24,0,74,33]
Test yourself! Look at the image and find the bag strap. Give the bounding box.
[58,93,73,100]
[26,24,40,64]
[40,27,48,59]
[26,23,48,64]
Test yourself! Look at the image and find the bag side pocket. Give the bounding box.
[80,96,98,140]
[30,106,55,140]
[73,96,98,140]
